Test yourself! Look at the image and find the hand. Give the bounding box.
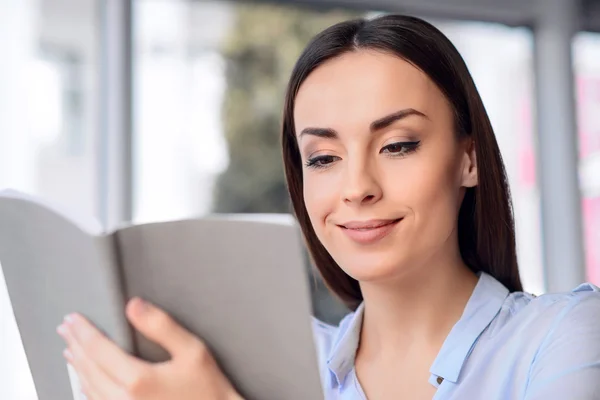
[57,297,243,400]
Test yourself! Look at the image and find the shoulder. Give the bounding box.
[515,284,600,397]
[509,282,600,326]
[501,282,600,360]
[487,282,600,353]
[531,283,600,341]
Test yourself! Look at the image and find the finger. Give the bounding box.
[126,297,201,358]
[79,375,101,400]
[58,314,147,386]
[64,346,129,400]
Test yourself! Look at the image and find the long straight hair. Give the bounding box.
[281,15,522,311]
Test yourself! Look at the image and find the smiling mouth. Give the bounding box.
[339,218,403,230]
[338,218,403,244]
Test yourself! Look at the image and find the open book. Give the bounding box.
[0,190,323,400]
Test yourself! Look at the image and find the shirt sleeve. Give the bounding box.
[524,292,600,399]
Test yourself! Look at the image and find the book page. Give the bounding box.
[0,191,132,400]
[66,364,87,400]
[0,189,103,235]
[116,217,323,400]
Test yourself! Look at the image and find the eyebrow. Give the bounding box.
[298,108,428,139]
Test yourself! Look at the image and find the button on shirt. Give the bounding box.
[312,272,600,399]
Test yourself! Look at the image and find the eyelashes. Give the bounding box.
[305,154,339,169]
[379,140,421,156]
[304,140,421,170]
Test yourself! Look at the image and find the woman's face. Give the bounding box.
[294,50,477,283]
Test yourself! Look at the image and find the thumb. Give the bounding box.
[126,297,200,358]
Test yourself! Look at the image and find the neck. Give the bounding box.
[357,250,478,363]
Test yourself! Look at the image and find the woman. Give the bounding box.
[57,14,600,399]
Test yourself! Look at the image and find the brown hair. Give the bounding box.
[281,15,522,310]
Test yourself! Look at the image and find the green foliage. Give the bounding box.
[212,4,357,213]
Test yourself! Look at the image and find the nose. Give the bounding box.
[341,158,383,207]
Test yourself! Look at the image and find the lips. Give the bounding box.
[340,219,401,230]
[338,218,403,244]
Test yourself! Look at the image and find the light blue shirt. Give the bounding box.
[312,272,600,399]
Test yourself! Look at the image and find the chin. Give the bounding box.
[333,251,409,283]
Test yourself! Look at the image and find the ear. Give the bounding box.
[461,140,478,188]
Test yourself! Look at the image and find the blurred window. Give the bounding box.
[574,32,600,284]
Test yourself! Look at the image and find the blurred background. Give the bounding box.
[1,0,599,398]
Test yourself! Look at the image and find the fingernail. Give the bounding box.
[63,348,73,361]
[56,324,68,336]
[64,314,76,325]
[136,298,149,314]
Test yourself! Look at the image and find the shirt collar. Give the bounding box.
[326,302,365,387]
[429,272,509,383]
[326,272,509,386]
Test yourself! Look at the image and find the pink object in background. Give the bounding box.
[583,198,600,284]
[576,75,600,285]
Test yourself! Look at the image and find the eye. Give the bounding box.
[305,155,340,169]
[380,141,421,157]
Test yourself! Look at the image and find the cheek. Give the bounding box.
[303,172,338,230]
[385,150,462,230]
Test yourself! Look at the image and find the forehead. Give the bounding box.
[294,50,448,131]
